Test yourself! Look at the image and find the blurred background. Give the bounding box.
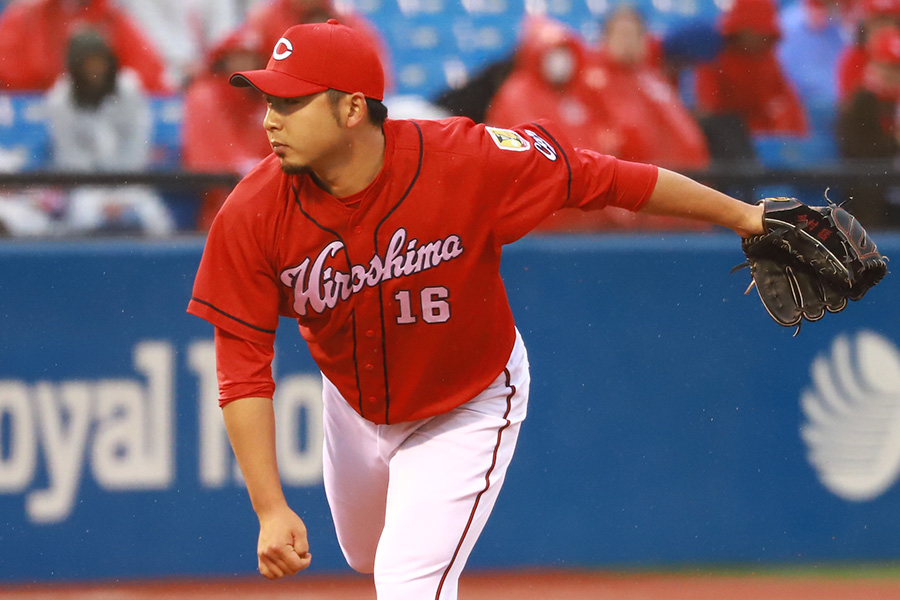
[1,0,900,235]
[1,0,900,594]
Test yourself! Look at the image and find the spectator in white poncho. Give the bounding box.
[44,27,174,236]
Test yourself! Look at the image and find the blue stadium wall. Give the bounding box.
[1,232,899,584]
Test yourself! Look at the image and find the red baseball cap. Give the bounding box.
[230,19,385,101]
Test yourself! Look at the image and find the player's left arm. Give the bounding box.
[641,168,765,238]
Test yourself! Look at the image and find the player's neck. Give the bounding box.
[311,124,386,199]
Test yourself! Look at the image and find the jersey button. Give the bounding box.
[364,363,374,371]
[367,396,378,404]
[365,329,375,338]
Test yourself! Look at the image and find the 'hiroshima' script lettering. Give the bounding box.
[280,228,464,316]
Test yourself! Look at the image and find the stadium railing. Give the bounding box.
[1,159,898,233]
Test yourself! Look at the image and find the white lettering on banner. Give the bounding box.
[0,382,36,491]
[0,340,324,525]
[280,227,464,317]
[28,382,91,523]
[275,376,324,485]
[188,340,324,488]
[191,340,241,487]
[0,342,174,524]
[92,343,173,490]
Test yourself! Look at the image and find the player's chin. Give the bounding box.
[280,162,312,176]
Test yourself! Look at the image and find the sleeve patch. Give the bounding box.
[524,129,558,161]
[486,126,531,152]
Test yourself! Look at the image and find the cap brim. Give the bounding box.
[229,70,329,98]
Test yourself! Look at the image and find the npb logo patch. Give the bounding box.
[485,127,530,152]
[801,330,900,501]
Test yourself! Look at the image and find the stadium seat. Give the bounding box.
[0,94,49,172]
[149,95,184,169]
[753,133,840,169]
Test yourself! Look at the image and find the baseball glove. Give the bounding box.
[733,196,888,335]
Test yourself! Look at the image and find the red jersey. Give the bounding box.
[188,117,657,424]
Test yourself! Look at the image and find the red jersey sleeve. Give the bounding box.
[215,326,276,407]
[568,148,659,212]
[481,120,658,245]
[187,161,283,346]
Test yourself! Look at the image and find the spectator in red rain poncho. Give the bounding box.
[586,5,710,170]
[837,25,900,225]
[839,25,900,157]
[240,0,393,93]
[182,29,273,230]
[485,15,624,157]
[838,0,900,103]
[486,15,710,233]
[695,0,809,135]
[0,0,170,92]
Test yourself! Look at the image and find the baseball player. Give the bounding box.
[187,20,765,599]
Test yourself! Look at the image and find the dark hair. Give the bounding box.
[365,97,388,127]
[326,89,388,127]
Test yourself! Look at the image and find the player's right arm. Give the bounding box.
[222,396,312,579]
[187,165,306,577]
[215,326,311,578]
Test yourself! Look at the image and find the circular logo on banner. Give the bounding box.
[800,330,900,502]
[273,37,293,60]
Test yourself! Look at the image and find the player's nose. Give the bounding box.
[264,106,282,131]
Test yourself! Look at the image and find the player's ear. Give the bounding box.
[344,92,369,128]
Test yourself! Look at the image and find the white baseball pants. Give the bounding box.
[321,330,530,600]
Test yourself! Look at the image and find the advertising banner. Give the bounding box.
[1,234,898,583]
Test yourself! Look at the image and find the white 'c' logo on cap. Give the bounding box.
[272,37,293,60]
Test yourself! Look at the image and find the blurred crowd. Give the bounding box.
[0,0,898,236]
